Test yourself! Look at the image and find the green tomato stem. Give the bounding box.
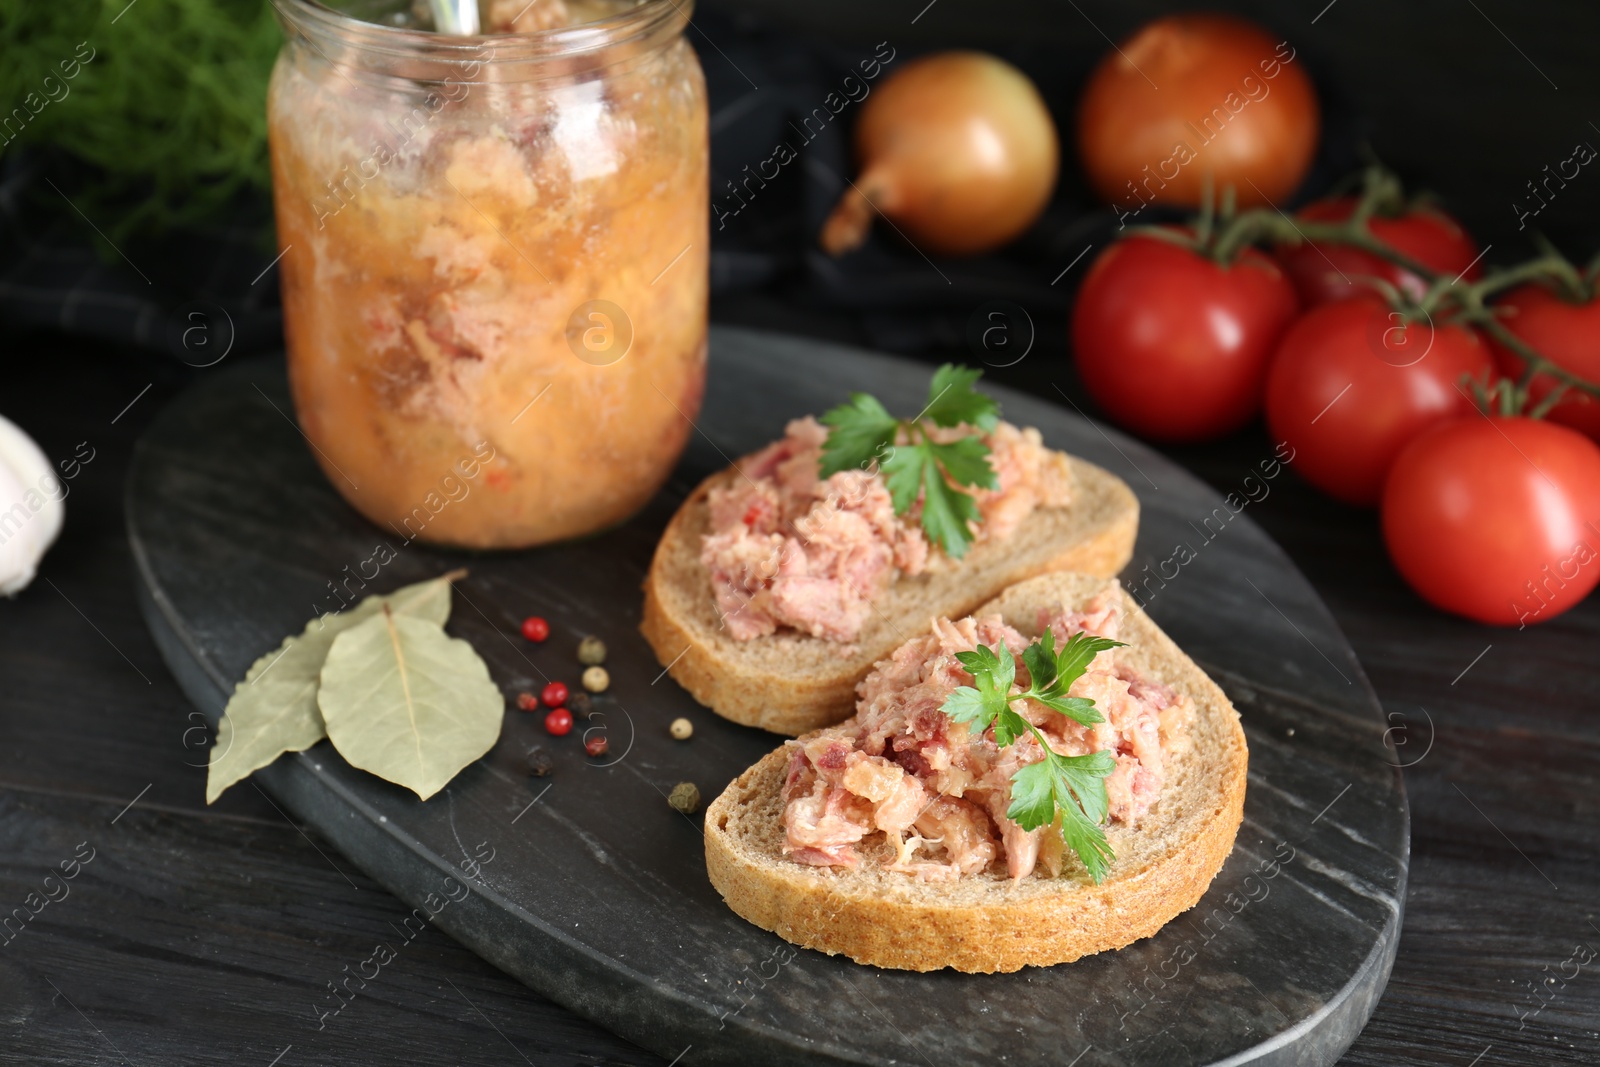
[1453,253,1586,307]
[1527,381,1573,419]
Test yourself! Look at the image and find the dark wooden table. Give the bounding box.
[2,322,1595,1067]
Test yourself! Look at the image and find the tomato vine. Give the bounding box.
[1140,165,1600,419]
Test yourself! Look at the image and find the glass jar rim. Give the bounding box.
[271,0,691,74]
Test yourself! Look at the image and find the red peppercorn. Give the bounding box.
[515,691,538,711]
[540,681,569,708]
[584,734,609,757]
[521,616,550,642]
[543,708,573,736]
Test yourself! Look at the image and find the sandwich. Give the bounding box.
[703,571,1248,973]
[642,366,1138,735]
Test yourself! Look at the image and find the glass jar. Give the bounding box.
[267,0,707,548]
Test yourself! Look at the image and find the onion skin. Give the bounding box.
[821,51,1059,258]
[1077,14,1319,210]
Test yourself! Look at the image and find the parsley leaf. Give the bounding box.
[1032,693,1104,727]
[818,392,898,478]
[946,645,1010,732]
[814,365,1001,558]
[924,364,1000,431]
[940,684,991,730]
[993,706,1034,748]
[1020,628,1060,692]
[878,443,928,515]
[1025,629,1122,727]
[947,644,1032,744]
[925,436,999,490]
[937,627,1127,884]
[1008,749,1118,883]
[1053,630,1120,682]
[918,456,984,559]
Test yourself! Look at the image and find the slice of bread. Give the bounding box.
[703,572,1248,973]
[641,452,1137,736]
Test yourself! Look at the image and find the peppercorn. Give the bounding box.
[668,781,700,814]
[584,734,609,757]
[526,747,553,777]
[515,691,539,711]
[582,665,610,693]
[540,681,569,708]
[520,616,550,642]
[669,717,693,740]
[577,635,607,665]
[568,691,594,719]
[544,707,573,736]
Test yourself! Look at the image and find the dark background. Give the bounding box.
[3,1,1599,1065]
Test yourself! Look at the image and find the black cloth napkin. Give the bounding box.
[0,149,285,362]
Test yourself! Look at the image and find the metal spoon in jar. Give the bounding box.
[429,0,480,33]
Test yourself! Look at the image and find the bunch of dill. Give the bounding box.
[0,0,281,238]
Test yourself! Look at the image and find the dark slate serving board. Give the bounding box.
[127,326,1408,1067]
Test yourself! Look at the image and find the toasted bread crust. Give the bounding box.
[641,455,1138,736]
[703,573,1249,973]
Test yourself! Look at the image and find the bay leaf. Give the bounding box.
[318,608,503,801]
[205,570,465,803]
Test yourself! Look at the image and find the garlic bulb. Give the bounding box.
[0,414,65,596]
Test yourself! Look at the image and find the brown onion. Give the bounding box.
[821,52,1059,258]
[1077,14,1320,210]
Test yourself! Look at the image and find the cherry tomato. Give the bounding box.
[543,707,573,736]
[540,681,569,708]
[1077,14,1319,210]
[1264,296,1494,506]
[520,615,550,642]
[1277,197,1481,307]
[1382,416,1600,625]
[1490,283,1600,440]
[1072,233,1299,442]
